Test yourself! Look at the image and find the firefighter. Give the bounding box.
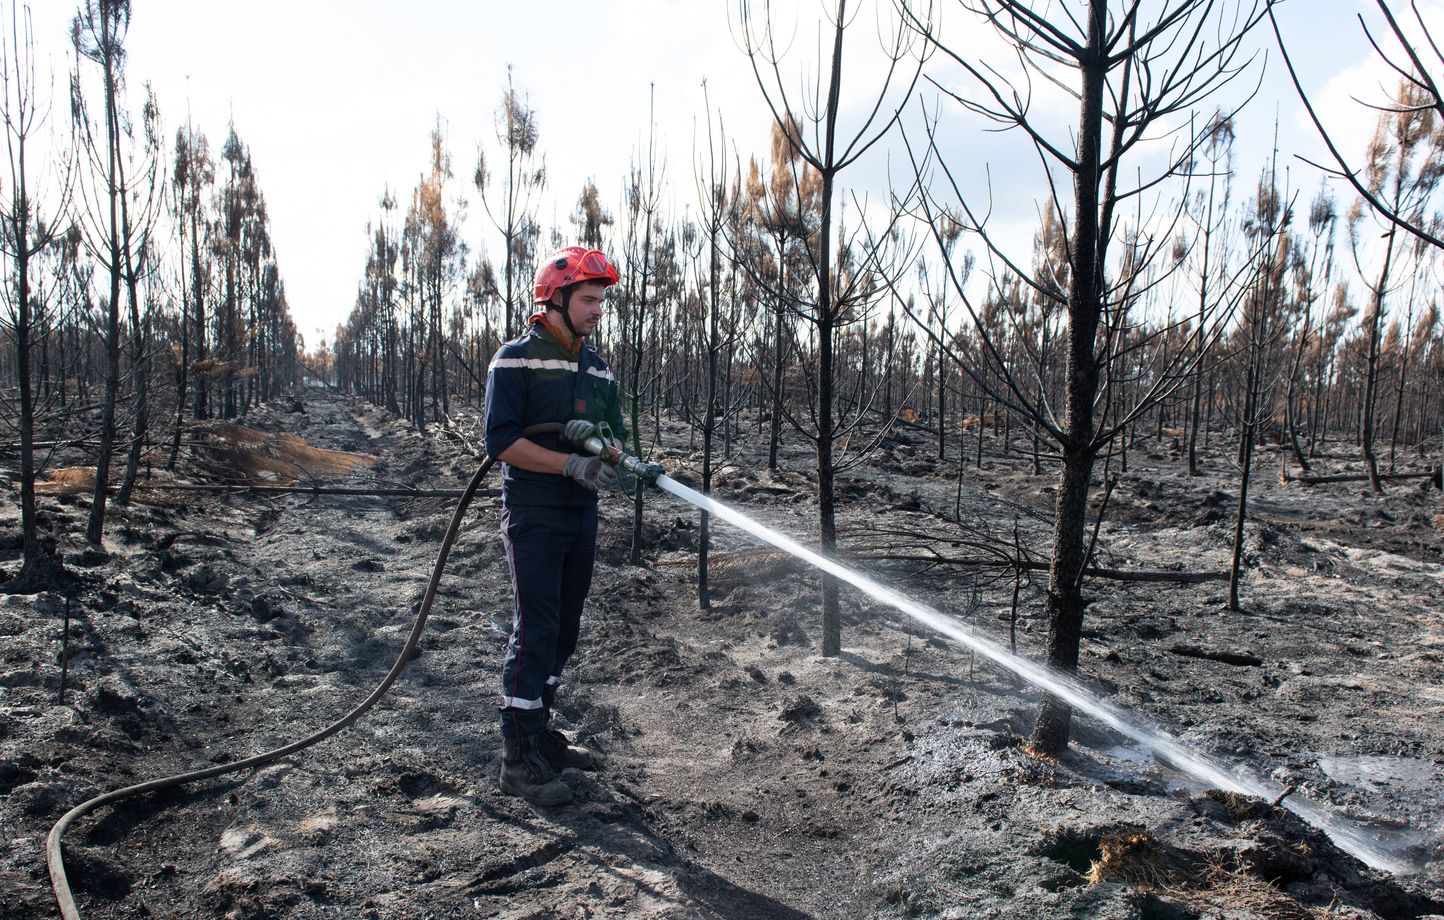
[482,246,627,805]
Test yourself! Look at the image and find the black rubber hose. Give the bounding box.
[48,423,563,920]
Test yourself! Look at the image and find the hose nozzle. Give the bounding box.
[580,433,665,486]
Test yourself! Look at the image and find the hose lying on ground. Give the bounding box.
[47,422,563,920]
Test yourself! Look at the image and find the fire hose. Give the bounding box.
[47,423,661,919]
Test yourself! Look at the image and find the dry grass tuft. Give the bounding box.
[189,422,379,484]
[27,425,378,497]
[1205,788,1274,821]
[1086,829,1179,889]
[1084,836,1318,920]
[33,466,98,496]
[959,412,1005,430]
[1191,860,1315,920]
[1434,513,1444,531]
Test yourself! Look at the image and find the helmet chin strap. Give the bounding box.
[556,287,582,341]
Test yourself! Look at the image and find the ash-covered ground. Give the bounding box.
[2,389,1442,919]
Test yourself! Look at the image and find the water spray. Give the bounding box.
[46,428,1419,918]
[581,439,1418,876]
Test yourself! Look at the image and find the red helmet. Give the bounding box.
[533,247,620,305]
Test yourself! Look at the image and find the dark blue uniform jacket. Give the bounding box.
[483,319,628,508]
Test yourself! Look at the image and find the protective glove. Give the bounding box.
[563,453,618,491]
[563,419,600,446]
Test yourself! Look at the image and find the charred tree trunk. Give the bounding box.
[699,231,721,610]
[814,5,846,659]
[1031,0,1108,756]
[5,34,50,580]
[1281,330,1312,479]
[169,221,190,470]
[85,5,124,547]
[1228,354,1260,610]
[189,203,209,420]
[1360,227,1395,493]
[13,178,42,578]
[768,252,787,471]
[628,213,653,566]
[117,152,149,506]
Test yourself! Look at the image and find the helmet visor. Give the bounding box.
[577,250,613,276]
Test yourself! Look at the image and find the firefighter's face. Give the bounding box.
[561,281,607,337]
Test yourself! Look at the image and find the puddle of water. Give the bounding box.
[1316,755,1444,793]
[1099,746,1443,855]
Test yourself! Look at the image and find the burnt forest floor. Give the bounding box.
[2,387,1442,920]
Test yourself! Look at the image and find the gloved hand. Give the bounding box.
[563,419,600,446]
[563,453,618,491]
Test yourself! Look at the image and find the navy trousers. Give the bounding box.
[498,502,598,738]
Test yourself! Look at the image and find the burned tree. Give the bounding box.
[402,123,461,430]
[111,85,161,508]
[1,0,72,584]
[69,0,132,546]
[613,96,670,566]
[736,0,927,657]
[1347,80,1444,492]
[474,67,545,342]
[1185,112,1238,477]
[1228,163,1292,611]
[690,93,746,610]
[899,0,1267,753]
[170,119,214,453]
[744,117,821,472]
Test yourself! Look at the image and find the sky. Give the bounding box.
[21,1,1437,349]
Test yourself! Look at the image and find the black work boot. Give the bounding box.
[500,735,572,805]
[536,727,597,771]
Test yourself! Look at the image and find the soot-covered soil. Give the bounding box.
[1,389,1442,919]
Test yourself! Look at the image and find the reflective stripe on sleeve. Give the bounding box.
[584,366,614,383]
